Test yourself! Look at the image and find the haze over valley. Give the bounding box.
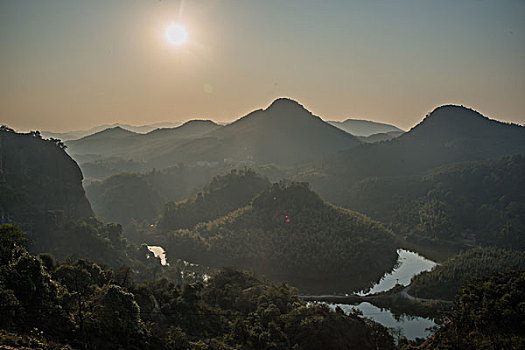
[1,1,525,349]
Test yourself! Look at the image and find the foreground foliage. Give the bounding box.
[423,269,525,349]
[0,225,396,350]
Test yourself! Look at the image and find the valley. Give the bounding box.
[1,99,524,349]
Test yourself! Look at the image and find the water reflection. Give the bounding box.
[359,249,436,295]
[147,245,168,266]
[330,302,436,340]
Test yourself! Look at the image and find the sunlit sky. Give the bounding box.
[1,0,524,132]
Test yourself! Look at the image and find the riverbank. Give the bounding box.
[301,284,452,321]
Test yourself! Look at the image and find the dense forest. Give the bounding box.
[339,155,525,248]
[0,127,93,221]
[158,169,270,232]
[86,173,165,232]
[2,99,525,348]
[423,269,525,349]
[409,247,525,300]
[165,182,399,292]
[0,224,397,350]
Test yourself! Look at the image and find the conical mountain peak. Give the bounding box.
[266,98,306,112]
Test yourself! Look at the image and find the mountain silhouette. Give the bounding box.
[66,120,221,160]
[151,98,361,166]
[41,121,181,141]
[358,131,404,143]
[66,126,139,156]
[307,105,525,202]
[329,118,404,137]
[0,127,94,224]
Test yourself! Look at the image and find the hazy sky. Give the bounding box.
[1,0,524,132]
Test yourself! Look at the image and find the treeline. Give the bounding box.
[166,182,399,292]
[0,224,396,350]
[158,169,270,232]
[409,247,525,300]
[85,165,287,241]
[339,155,525,249]
[423,269,525,349]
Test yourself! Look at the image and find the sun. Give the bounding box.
[165,23,188,46]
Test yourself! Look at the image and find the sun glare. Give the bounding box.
[165,23,188,46]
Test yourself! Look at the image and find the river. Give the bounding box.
[147,245,168,265]
[328,302,436,340]
[148,244,439,339]
[333,249,438,340]
[359,249,437,295]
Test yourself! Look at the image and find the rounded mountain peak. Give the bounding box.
[180,119,217,127]
[266,98,305,111]
[407,104,513,139]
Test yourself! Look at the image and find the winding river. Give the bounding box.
[334,249,438,340]
[148,245,439,340]
[329,302,437,340]
[359,249,437,295]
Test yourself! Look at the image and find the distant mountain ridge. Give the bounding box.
[358,131,404,143]
[148,98,361,166]
[41,121,181,141]
[304,104,525,204]
[334,105,524,175]
[66,120,221,160]
[67,98,362,169]
[329,118,404,137]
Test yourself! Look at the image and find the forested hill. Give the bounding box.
[166,182,398,292]
[0,127,177,270]
[158,169,271,232]
[0,126,93,221]
[410,247,525,300]
[337,155,525,248]
[306,105,525,203]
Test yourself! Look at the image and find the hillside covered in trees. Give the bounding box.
[424,269,525,349]
[0,126,93,221]
[87,172,165,229]
[0,128,176,273]
[165,182,399,292]
[336,155,525,248]
[409,248,525,300]
[0,127,98,252]
[158,169,271,232]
